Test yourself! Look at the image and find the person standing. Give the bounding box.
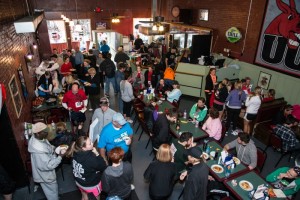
[98,113,133,163]
[100,40,110,56]
[92,97,116,137]
[100,53,116,97]
[144,144,178,200]
[165,46,177,69]
[114,46,130,64]
[101,147,134,199]
[96,52,105,88]
[120,71,134,123]
[74,46,84,73]
[204,68,217,109]
[66,136,107,200]
[134,35,143,50]
[62,83,88,131]
[84,68,100,111]
[28,122,64,200]
[115,63,126,113]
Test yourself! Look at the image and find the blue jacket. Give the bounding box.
[226,89,246,109]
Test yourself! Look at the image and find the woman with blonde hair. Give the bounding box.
[243,86,262,134]
[66,136,107,200]
[225,81,247,134]
[144,144,177,200]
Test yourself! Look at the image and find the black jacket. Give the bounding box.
[144,160,177,198]
[144,105,156,132]
[205,74,217,92]
[114,52,129,64]
[100,58,116,78]
[152,114,171,149]
[101,162,133,199]
[144,70,158,88]
[72,151,107,187]
[84,74,100,95]
[184,162,209,200]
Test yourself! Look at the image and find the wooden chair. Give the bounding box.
[265,133,292,167]
[256,147,267,173]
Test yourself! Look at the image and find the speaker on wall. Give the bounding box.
[190,35,212,64]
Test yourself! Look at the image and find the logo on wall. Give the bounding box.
[225,27,242,43]
[255,0,300,77]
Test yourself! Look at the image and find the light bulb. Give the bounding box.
[116,18,120,23]
[26,54,33,60]
[33,44,37,49]
[152,25,158,31]
[158,25,164,31]
[69,20,74,27]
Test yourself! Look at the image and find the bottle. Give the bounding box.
[203,141,207,151]
[214,151,219,160]
[183,110,187,119]
[206,145,210,154]
[195,120,199,128]
[51,121,56,129]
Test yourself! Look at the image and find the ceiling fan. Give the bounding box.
[102,13,128,23]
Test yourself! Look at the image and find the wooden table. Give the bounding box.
[170,120,209,142]
[223,171,282,200]
[198,141,249,182]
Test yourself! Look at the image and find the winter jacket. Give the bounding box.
[92,108,116,136]
[226,89,247,109]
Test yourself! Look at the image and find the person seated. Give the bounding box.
[60,56,73,77]
[189,97,208,125]
[144,66,158,88]
[224,132,257,170]
[202,108,222,141]
[163,65,175,88]
[50,122,75,147]
[156,79,169,96]
[152,109,177,150]
[132,66,145,90]
[37,71,53,98]
[170,132,194,174]
[266,166,300,197]
[165,80,182,103]
[272,104,293,125]
[274,114,300,152]
[144,144,178,200]
[262,88,276,102]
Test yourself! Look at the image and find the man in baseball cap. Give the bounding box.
[98,113,133,163]
[28,122,64,200]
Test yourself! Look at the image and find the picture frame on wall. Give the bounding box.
[257,71,271,90]
[17,64,29,101]
[199,9,209,21]
[8,75,23,118]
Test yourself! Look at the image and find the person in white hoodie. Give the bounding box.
[243,86,262,134]
[120,71,135,123]
[28,122,64,200]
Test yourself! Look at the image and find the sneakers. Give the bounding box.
[127,119,133,124]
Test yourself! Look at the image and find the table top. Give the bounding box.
[224,171,282,200]
[170,120,209,142]
[139,95,175,113]
[198,141,249,182]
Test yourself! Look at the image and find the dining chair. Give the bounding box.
[265,133,292,167]
[256,147,267,173]
[172,96,182,108]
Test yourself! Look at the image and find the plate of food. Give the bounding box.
[157,100,163,104]
[239,180,253,191]
[55,144,69,154]
[233,157,241,165]
[202,152,209,160]
[211,164,224,173]
[160,97,165,101]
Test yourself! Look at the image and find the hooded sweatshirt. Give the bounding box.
[101,162,133,199]
[226,89,247,109]
[72,151,107,187]
[227,139,257,169]
[28,136,62,183]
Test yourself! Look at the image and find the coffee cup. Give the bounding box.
[123,136,131,145]
[210,151,216,159]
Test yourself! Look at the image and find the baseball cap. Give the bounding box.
[112,113,127,125]
[99,97,109,106]
[188,147,203,159]
[32,122,49,134]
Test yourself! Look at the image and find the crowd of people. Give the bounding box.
[11,40,298,200]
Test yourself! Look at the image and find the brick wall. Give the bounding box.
[165,0,267,63]
[0,0,38,164]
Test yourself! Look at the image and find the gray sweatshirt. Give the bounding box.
[120,80,134,102]
[28,136,62,183]
[227,139,257,169]
[92,107,116,136]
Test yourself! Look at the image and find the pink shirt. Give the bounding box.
[202,117,222,140]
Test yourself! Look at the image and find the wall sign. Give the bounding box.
[255,0,300,77]
[225,27,242,43]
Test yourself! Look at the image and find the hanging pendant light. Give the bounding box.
[152,24,158,31]
[158,25,164,31]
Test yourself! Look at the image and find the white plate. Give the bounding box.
[202,152,209,160]
[160,98,165,101]
[239,180,253,191]
[211,164,224,173]
[233,157,241,165]
[55,145,68,154]
[157,100,162,105]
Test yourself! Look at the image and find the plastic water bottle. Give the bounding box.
[206,145,210,154]
[51,121,56,129]
[183,110,187,119]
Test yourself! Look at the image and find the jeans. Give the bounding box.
[105,77,116,94]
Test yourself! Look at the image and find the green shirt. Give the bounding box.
[266,167,300,196]
[189,104,208,122]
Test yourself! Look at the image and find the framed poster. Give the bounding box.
[255,0,300,77]
[46,20,67,44]
[17,64,29,101]
[257,71,271,90]
[199,9,209,21]
[8,75,23,118]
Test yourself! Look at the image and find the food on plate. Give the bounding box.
[46,98,56,103]
[212,165,222,173]
[32,97,45,106]
[233,157,241,165]
[239,180,253,191]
